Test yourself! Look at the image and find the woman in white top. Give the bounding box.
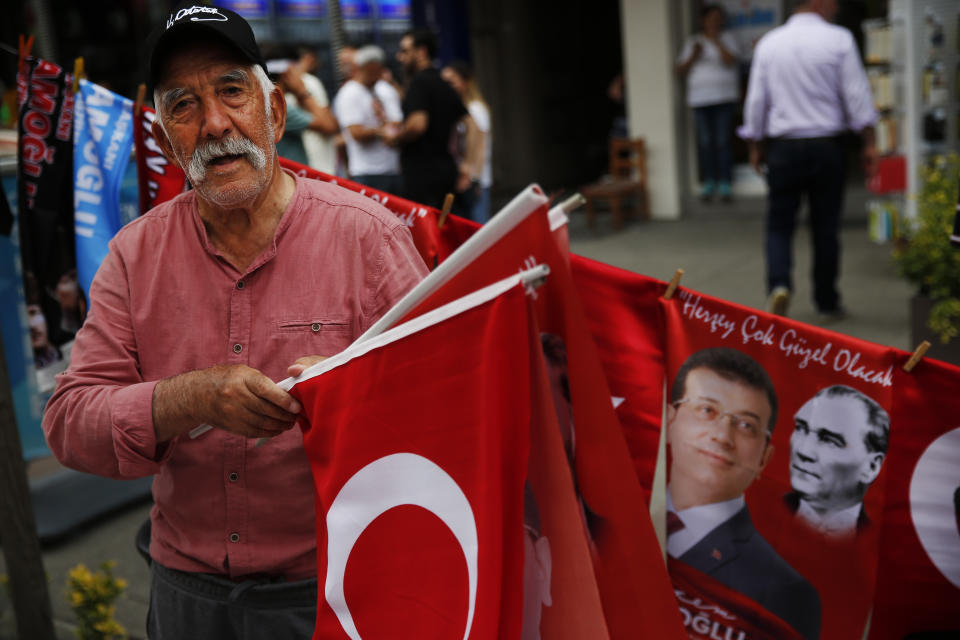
[442,61,493,224]
[677,4,741,202]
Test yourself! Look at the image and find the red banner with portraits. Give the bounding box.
[868,356,960,639]
[660,287,895,640]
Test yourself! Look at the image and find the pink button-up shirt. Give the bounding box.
[43,172,427,579]
[739,12,877,140]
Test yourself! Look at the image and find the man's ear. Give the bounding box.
[756,441,775,475]
[269,85,286,144]
[860,452,885,485]
[664,404,678,445]
[151,119,179,167]
[666,403,677,425]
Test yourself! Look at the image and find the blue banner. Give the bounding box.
[73,79,134,299]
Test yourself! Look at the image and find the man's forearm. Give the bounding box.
[394,111,428,145]
[153,371,203,443]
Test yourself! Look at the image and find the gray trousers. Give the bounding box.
[147,561,317,640]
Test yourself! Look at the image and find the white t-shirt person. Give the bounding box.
[300,73,336,173]
[677,32,741,108]
[466,100,492,189]
[333,79,403,178]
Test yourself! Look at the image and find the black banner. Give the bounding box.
[16,57,79,377]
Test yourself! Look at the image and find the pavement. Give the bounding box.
[0,185,917,639]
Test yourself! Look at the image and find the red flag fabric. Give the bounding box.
[571,256,666,496]
[391,208,686,639]
[660,288,895,640]
[868,356,960,639]
[133,104,187,214]
[525,291,610,639]
[292,282,532,640]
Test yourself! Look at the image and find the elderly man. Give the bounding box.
[41,4,427,638]
[667,347,820,640]
[738,0,877,320]
[786,385,889,537]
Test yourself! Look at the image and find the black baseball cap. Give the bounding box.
[146,2,267,93]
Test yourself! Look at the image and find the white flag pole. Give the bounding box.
[355,183,549,344]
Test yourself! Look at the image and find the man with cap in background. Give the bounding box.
[333,45,404,193]
[41,3,427,637]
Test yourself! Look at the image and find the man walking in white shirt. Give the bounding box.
[333,46,404,193]
[739,0,877,321]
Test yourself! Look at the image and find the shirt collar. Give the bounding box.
[190,167,303,276]
[787,11,828,27]
[666,488,745,558]
[796,499,862,537]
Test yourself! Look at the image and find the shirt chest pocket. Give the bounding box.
[276,317,353,358]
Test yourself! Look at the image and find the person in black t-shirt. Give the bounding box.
[387,28,477,210]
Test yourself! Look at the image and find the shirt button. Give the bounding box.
[229,532,240,543]
[311,322,321,332]
[233,343,242,354]
[236,280,245,290]
[228,472,239,482]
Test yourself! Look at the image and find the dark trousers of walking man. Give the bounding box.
[765,136,846,316]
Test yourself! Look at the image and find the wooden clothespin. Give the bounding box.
[72,57,84,94]
[437,192,454,229]
[133,83,146,117]
[663,268,684,300]
[17,34,35,74]
[903,341,931,372]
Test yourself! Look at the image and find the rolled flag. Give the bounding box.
[73,79,135,298]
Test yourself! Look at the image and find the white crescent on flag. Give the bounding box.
[325,453,479,640]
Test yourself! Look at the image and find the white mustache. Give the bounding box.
[187,135,267,183]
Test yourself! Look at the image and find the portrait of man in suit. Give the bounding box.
[787,385,889,537]
[666,347,821,640]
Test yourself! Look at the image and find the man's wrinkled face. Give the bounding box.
[790,394,881,511]
[667,367,773,507]
[153,41,282,208]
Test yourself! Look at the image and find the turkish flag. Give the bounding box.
[391,207,686,639]
[292,282,533,639]
[869,356,960,639]
[133,104,187,214]
[570,256,666,496]
[660,288,896,640]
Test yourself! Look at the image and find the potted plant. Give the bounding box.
[893,153,960,365]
